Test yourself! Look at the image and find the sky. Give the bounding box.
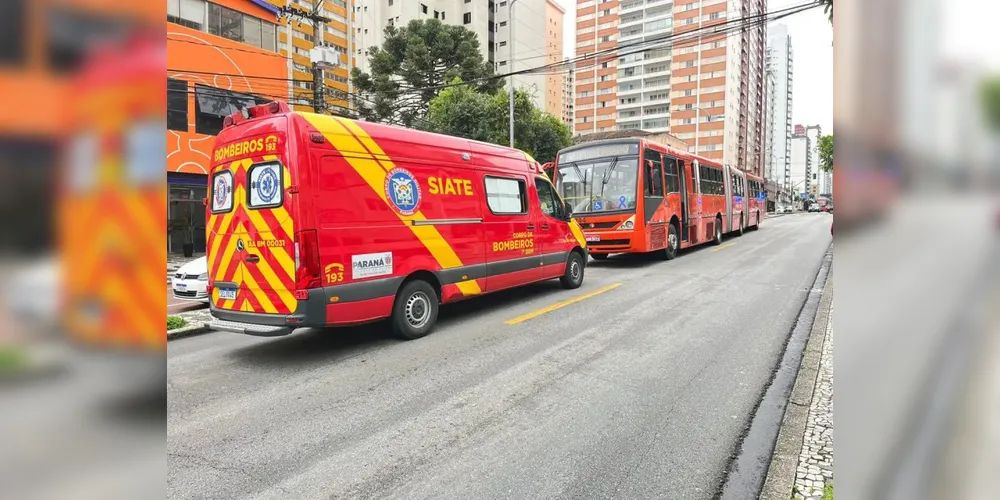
[553,0,833,132]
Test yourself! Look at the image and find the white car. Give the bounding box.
[172,256,209,302]
[3,255,59,331]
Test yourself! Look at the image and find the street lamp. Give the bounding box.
[508,0,520,147]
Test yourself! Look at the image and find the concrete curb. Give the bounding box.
[759,264,834,500]
[167,324,213,340]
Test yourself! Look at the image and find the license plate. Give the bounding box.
[175,283,187,291]
[218,288,237,300]
[585,235,600,242]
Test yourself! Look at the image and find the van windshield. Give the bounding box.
[553,156,639,214]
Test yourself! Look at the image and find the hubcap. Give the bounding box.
[570,260,581,281]
[405,292,431,329]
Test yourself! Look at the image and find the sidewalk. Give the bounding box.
[167,307,214,340]
[761,268,834,500]
[793,309,833,499]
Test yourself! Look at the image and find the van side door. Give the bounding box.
[482,174,542,291]
[532,176,571,279]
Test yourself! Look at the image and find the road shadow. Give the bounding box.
[586,252,667,269]
[227,279,571,367]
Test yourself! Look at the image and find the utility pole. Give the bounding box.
[279,0,331,113]
[508,0,520,147]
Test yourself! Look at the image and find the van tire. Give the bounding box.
[560,251,585,289]
[390,280,439,340]
[712,216,724,245]
[590,253,609,261]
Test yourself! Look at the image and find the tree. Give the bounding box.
[980,77,1000,132]
[820,0,833,24]
[351,19,502,128]
[425,81,572,164]
[818,134,833,172]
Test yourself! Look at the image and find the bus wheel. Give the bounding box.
[560,251,585,289]
[391,280,439,340]
[753,211,761,230]
[713,216,724,245]
[736,215,744,236]
[591,253,609,261]
[665,223,680,260]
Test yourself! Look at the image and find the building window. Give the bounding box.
[421,4,428,14]
[441,11,445,20]
[499,41,506,47]
[168,0,205,31]
[194,84,263,137]
[388,0,393,5]
[464,12,471,24]
[434,10,439,19]
[167,78,189,132]
[500,21,507,27]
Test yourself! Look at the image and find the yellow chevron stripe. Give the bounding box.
[568,219,587,249]
[240,262,277,313]
[301,114,482,296]
[244,205,295,278]
[245,242,296,312]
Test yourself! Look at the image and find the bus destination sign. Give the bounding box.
[558,142,639,164]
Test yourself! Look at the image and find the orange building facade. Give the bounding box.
[167,0,288,254]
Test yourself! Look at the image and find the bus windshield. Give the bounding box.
[554,156,639,214]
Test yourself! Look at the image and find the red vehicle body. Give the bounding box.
[551,138,764,260]
[205,102,588,339]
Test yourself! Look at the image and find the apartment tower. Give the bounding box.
[767,24,793,199]
[282,0,354,114]
[573,0,769,177]
[354,1,554,110]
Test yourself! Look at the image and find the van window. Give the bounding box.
[247,161,283,209]
[485,176,527,214]
[534,177,559,218]
[211,170,234,213]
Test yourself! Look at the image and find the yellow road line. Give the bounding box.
[505,283,623,325]
[711,242,737,252]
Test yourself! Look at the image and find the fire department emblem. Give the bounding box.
[384,167,422,216]
[256,166,279,204]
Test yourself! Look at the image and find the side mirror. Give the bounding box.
[563,200,573,219]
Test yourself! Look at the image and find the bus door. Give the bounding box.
[723,165,734,232]
[689,160,702,241]
[678,159,689,241]
[642,148,665,247]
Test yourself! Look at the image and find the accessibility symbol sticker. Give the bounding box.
[593,201,603,211]
[385,167,422,216]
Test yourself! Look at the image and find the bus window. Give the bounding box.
[643,148,663,196]
[664,156,679,194]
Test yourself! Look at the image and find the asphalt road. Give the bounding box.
[167,213,832,500]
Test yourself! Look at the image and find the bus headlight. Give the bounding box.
[618,216,635,230]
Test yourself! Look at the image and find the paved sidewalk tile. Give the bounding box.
[793,307,833,499]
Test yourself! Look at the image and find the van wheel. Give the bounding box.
[391,280,439,340]
[664,223,680,260]
[591,253,609,261]
[712,216,724,245]
[560,252,585,289]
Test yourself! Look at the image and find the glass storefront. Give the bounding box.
[168,180,207,255]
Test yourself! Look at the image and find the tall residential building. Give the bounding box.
[573,0,769,177]
[789,132,811,203]
[767,24,793,197]
[281,0,354,114]
[562,62,576,129]
[354,1,554,110]
[544,0,566,118]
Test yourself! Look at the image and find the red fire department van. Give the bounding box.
[205,101,588,339]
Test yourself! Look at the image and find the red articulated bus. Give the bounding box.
[551,138,763,260]
[205,102,589,340]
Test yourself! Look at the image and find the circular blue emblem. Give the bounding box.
[214,177,229,207]
[256,167,279,204]
[384,168,421,216]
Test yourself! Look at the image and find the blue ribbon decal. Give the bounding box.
[619,196,627,209]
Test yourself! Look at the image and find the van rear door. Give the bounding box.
[208,134,297,316]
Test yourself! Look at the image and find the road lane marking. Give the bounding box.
[505,283,623,325]
[711,242,737,252]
